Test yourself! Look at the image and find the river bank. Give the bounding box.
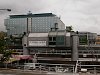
[0,68,49,75]
[0,68,100,75]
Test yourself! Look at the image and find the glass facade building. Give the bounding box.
[5,13,65,36]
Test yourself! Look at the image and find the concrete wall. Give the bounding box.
[28,37,48,47]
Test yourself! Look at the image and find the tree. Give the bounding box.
[0,31,12,63]
[66,26,73,32]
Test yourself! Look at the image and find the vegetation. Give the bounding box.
[0,31,13,63]
[66,26,73,32]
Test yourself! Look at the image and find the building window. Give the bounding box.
[49,37,56,41]
[49,37,52,41]
[79,35,88,45]
[49,42,56,45]
[53,37,56,41]
[49,36,56,45]
[56,36,65,45]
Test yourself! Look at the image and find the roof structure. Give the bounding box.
[10,13,56,18]
[28,33,48,37]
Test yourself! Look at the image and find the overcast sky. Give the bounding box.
[0,0,100,34]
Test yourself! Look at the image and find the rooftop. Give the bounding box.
[28,33,48,37]
[10,13,56,18]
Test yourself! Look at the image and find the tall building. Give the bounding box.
[5,13,65,36]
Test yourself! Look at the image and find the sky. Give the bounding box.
[0,0,100,34]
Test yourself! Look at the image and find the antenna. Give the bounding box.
[59,15,61,19]
[28,11,32,15]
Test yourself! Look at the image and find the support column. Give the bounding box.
[22,35,29,55]
[71,35,79,61]
[23,46,29,55]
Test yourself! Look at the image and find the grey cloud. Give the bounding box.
[0,0,100,34]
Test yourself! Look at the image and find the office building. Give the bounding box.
[5,13,65,36]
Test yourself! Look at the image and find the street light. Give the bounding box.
[0,9,11,11]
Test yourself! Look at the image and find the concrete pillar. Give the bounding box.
[71,35,79,61]
[23,46,29,55]
[22,35,29,55]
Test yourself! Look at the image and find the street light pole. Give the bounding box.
[0,9,11,11]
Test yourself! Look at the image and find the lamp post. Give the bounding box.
[0,9,11,11]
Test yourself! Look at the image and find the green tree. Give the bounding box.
[0,31,6,40]
[66,26,73,32]
[0,31,12,63]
